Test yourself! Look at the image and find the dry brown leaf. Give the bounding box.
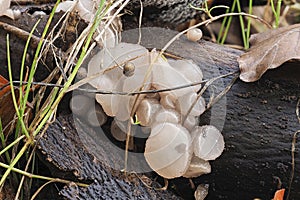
[238,23,300,82]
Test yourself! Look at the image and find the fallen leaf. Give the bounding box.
[0,0,10,15]
[272,188,285,200]
[0,74,16,135]
[0,74,10,96]
[238,23,300,82]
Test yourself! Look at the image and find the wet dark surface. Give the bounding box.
[39,32,300,199]
[38,115,181,200]
[197,76,300,200]
[122,29,300,199]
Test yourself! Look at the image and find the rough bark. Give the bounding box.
[38,115,181,200]
[38,29,300,199]
[127,0,204,25]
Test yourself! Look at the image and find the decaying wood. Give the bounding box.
[38,115,181,200]
[38,31,300,199]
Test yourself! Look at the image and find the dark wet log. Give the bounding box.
[127,0,204,25]
[37,29,300,200]
[38,115,181,200]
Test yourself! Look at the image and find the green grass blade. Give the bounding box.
[246,0,253,48]
[33,0,107,136]
[14,20,41,139]
[6,34,30,139]
[0,135,26,156]
[0,140,30,186]
[236,0,248,49]
[20,0,61,122]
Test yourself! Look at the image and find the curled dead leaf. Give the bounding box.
[238,24,300,82]
[272,188,285,200]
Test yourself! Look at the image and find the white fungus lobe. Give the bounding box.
[144,123,192,179]
[192,125,225,161]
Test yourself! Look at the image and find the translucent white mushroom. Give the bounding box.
[144,123,192,179]
[136,98,161,126]
[192,125,225,161]
[56,0,100,22]
[56,1,76,13]
[168,59,203,92]
[77,0,99,22]
[94,74,122,117]
[159,92,176,109]
[153,108,181,126]
[183,155,211,178]
[151,51,195,98]
[175,92,205,116]
[89,43,148,117]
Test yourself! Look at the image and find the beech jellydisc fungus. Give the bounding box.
[78,42,225,179]
[144,123,192,179]
[192,125,225,161]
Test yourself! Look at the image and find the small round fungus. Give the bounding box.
[136,98,161,126]
[123,62,135,77]
[175,93,205,116]
[144,123,192,179]
[160,93,176,109]
[154,109,180,126]
[192,125,225,161]
[187,28,203,42]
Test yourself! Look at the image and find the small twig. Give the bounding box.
[137,0,143,44]
[159,12,271,57]
[287,98,300,200]
[132,172,168,191]
[0,21,41,49]
[206,73,239,110]
[182,71,239,124]
[296,98,300,123]
[14,145,37,200]
[3,72,237,96]
[287,130,299,200]
[30,180,57,200]
[0,161,89,187]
